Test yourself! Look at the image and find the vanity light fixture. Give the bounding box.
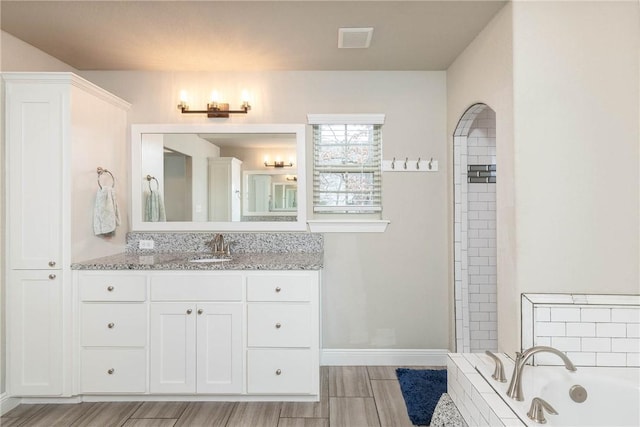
[177,90,251,118]
[264,160,294,168]
[264,155,294,168]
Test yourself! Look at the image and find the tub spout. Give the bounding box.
[506,346,576,401]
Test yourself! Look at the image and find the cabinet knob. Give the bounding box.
[107,286,114,292]
[107,368,115,375]
[48,261,56,267]
[107,323,115,329]
[275,369,282,375]
[197,309,204,315]
[275,286,282,293]
[275,323,282,329]
[187,309,193,314]
[48,274,56,280]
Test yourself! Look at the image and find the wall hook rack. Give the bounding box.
[383,157,438,172]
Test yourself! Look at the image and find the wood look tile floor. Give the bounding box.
[1,366,444,427]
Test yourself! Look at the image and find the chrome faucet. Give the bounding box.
[207,234,229,255]
[506,346,576,401]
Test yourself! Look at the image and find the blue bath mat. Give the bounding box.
[396,368,447,426]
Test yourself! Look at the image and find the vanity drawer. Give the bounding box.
[247,275,312,302]
[81,348,146,393]
[151,274,242,301]
[247,303,311,348]
[81,303,147,347]
[247,349,313,394]
[80,274,146,302]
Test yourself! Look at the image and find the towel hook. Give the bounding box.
[404,157,408,170]
[146,175,160,192]
[96,167,115,189]
[428,158,433,170]
[416,157,421,170]
[391,157,396,170]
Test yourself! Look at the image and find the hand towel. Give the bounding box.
[93,187,121,235]
[144,190,166,222]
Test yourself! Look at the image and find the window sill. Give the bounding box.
[307,219,390,233]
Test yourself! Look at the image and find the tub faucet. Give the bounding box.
[506,346,576,401]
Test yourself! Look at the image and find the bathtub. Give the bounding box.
[476,354,640,427]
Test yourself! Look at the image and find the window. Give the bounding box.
[308,114,384,214]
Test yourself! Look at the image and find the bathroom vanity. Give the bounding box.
[73,252,322,402]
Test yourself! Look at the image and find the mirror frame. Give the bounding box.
[131,123,307,231]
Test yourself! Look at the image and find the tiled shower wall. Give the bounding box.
[454,106,497,352]
[522,294,640,367]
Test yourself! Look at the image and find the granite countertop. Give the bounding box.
[71,252,324,271]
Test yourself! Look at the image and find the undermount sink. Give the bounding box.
[189,255,231,263]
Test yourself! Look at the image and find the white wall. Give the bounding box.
[80,70,451,350]
[512,1,639,302]
[447,3,516,352]
[448,1,640,354]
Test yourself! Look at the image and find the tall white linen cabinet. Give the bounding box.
[3,73,130,396]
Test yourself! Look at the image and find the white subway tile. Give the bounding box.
[478,229,496,239]
[535,336,551,346]
[470,312,490,322]
[566,351,596,366]
[469,257,489,266]
[611,338,640,353]
[550,307,581,322]
[469,220,489,230]
[471,331,490,341]
[596,352,627,366]
[470,293,490,303]
[551,336,582,351]
[484,394,517,419]
[581,337,611,352]
[480,321,497,331]
[627,323,640,338]
[627,353,640,367]
[596,323,627,338]
[535,307,551,322]
[479,303,497,313]
[566,322,596,337]
[478,192,496,202]
[470,321,480,331]
[480,266,497,275]
[536,322,566,336]
[478,211,496,221]
[612,308,640,323]
[478,248,495,257]
[581,307,611,322]
[470,275,489,285]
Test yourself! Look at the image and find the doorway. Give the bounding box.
[453,103,497,353]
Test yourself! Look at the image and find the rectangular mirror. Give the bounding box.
[131,124,307,231]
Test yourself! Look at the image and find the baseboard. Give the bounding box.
[320,348,448,366]
[0,393,21,416]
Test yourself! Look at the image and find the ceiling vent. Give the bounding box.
[338,27,374,49]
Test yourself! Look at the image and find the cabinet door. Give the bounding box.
[149,303,196,393]
[6,82,63,269]
[196,303,243,394]
[8,270,62,395]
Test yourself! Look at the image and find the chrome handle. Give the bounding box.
[49,274,56,280]
[107,286,114,292]
[187,309,193,314]
[275,369,282,375]
[107,323,115,329]
[48,261,56,267]
[275,323,282,329]
[107,368,115,375]
[275,287,281,293]
[198,309,204,315]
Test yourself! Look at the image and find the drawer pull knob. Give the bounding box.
[107,286,114,292]
[49,274,56,280]
[48,261,56,267]
[107,323,115,329]
[187,309,192,314]
[107,369,115,375]
[275,323,282,329]
[275,287,282,293]
[198,309,204,315]
[276,369,282,375]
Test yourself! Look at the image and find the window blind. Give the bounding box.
[312,124,382,213]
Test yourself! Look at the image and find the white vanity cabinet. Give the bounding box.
[4,73,129,397]
[149,273,243,394]
[79,273,147,394]
[246,273,319,395]
[74,269,320,400]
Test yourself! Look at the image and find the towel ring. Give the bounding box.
[96,167,115,189]
[146,175,160,191]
